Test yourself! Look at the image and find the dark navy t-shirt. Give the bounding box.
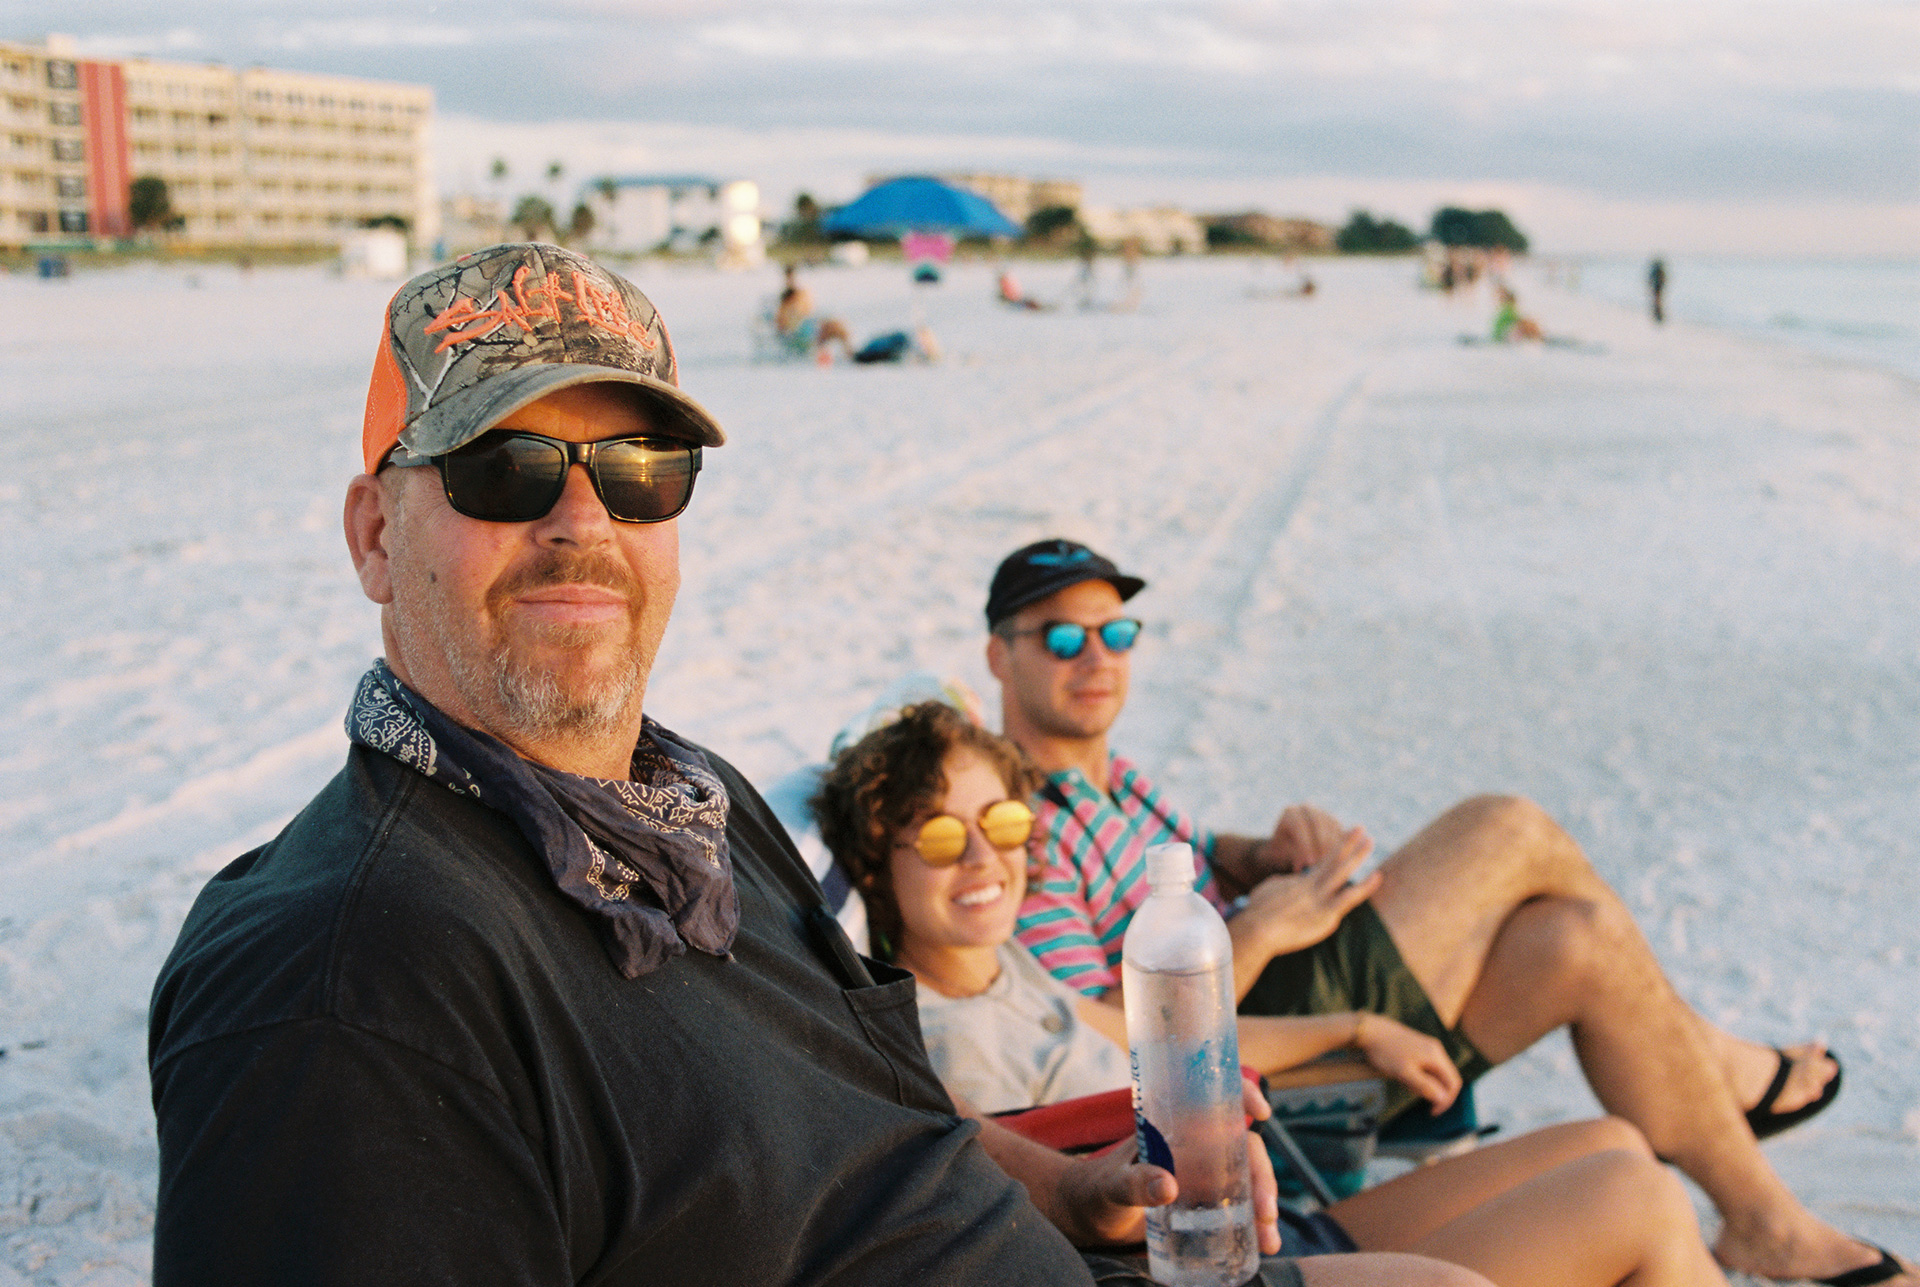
[150,744,1091,1286]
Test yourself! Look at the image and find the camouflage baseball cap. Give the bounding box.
[360,242,724,474]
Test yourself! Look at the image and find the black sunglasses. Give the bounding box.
[1003,617,1143,661]
[387,430,701,524]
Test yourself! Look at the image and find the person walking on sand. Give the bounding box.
[984,536,1908,1287]
[1649,257,1669,324]
[145,244,1487,1287]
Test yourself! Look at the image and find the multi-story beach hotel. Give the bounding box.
[2,34,435,249]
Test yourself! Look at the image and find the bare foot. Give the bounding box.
[1716,1215,1915,1284]
[1729,1040,1839,1118]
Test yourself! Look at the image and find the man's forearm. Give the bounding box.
[959,1097,1138,1248]
[1226,908,1284,1002]
[970,1113,1080,1229]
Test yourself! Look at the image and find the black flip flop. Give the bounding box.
[1815,1243,1906,1287]
[1746,1047,1843,1140]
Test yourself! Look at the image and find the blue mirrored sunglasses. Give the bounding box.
[1005,617,1143,661]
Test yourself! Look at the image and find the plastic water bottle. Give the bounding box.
[1123,842,1257,1287]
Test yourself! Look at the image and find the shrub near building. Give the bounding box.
[1336,210,1420,254]
[1430,206,1529,252]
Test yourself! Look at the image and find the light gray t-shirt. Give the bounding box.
[914,942,1132,1114]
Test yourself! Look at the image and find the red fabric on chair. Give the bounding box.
[995,1088,1135,1153]
[993,1070,1262,1154]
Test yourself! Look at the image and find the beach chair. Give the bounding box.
[1263,1056,1489,1201]
[996,1066,1488,1212]
[994,1071,1348,1209]
[750,295,815,363]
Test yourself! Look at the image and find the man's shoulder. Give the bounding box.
[1033,754,1149,818]
[149,745,549,1071]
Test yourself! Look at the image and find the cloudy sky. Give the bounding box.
[23,0,1920,253]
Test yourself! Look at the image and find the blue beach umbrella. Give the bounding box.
[820,176,1023,238]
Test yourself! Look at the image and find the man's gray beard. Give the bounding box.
[414,605,647,748]
[478,627,647,746]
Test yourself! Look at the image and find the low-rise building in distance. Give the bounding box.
[1201,211,1337,253]
[579,175,762,264]
[2,33,434,249]
[439,192,505,253]
[1079,204,1206,255]
[920,173,1082,227]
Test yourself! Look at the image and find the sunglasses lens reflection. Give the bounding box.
[1098,619,1142,653]
[980,800,1035,849]
[1039,619,1141,660]
[441,433,568,521]
[594,439,699,523]
[914,815,968,865]
[1042,623,1089,660]
[912,800,1035,866]
[439,433,699,523]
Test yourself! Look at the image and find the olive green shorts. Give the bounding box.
[1238,901,1491,1119]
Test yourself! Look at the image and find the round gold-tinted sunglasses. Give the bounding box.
[909,799,1036,866]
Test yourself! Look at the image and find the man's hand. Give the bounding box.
[1263,804,1348,875]
[1046,1081,1283,1256]
[1234,826,1381,961]
[1352,1014,1462,1112]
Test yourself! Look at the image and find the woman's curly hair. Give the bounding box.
[810,701,1041,961]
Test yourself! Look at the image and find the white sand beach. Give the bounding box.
[2,253,1915,1283]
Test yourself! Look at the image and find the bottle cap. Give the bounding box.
[1143,842,1195,891]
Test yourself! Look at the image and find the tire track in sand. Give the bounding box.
[1131,368,1372,771]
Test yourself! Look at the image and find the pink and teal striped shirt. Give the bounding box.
[1014,755,1231,996]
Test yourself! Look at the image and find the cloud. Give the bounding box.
[24,0,1920,229]
[258,20,482,51]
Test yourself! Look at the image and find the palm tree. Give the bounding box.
[511,195,557,242]
[568,203,595,246]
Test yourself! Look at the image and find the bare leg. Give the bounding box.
[1369,795,1900,1282]
[1299,1254,1491,1287]
[1375,796,1831,1117]
[1406,1151,1726,1287]
[1331,1117,1651,1249]
[818,318,857,358]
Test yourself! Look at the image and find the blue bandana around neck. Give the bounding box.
[345,659,737,979]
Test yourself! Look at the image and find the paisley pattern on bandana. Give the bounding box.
[345,661,737,978]
[349,669,455,788]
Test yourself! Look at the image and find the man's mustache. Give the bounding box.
[489,550,640,610]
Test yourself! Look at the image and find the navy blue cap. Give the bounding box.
[985,538,1146,628]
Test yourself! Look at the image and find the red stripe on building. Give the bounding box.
[80,61,131,237]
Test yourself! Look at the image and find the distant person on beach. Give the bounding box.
[852,323,943,365]
[148,244,1482,1287]
[1116,239,1143,311]
[812,701,1736,1285]
[1075,236,1098,309]
[1491,285,1544,342]
[982,537,1908,1287]
[776,262,855,360]
[998,268,1052,311]
[1649,257,1669,324]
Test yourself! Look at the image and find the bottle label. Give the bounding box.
[1135,1111,1175,1173]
